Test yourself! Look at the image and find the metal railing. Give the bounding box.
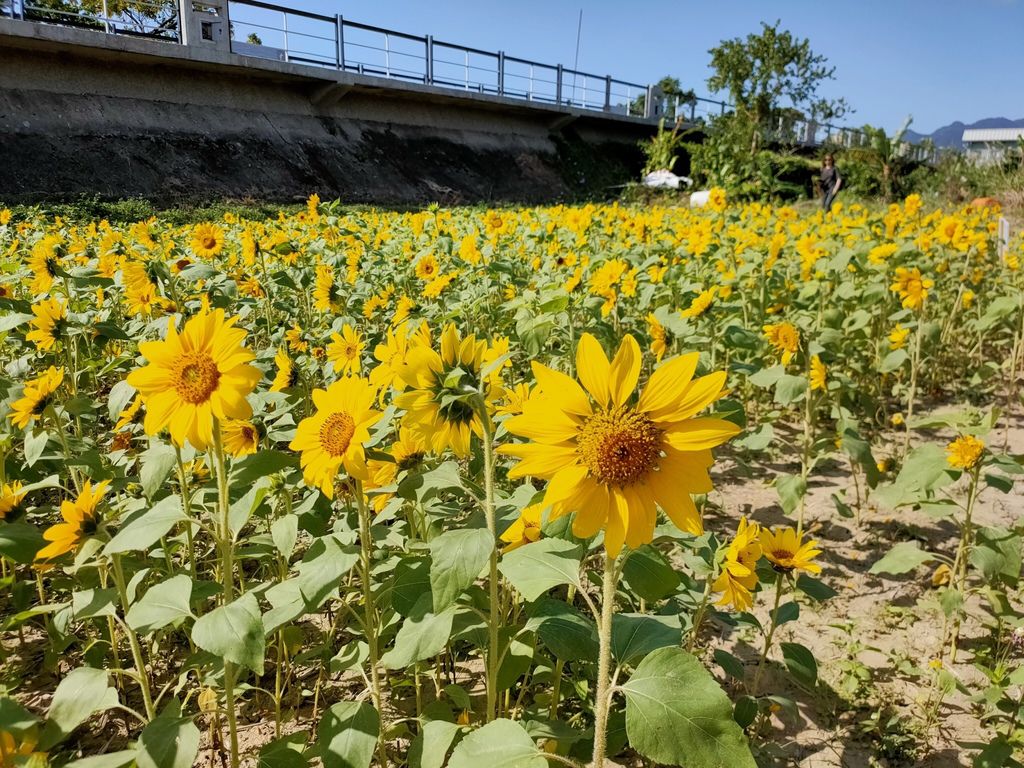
[221,0,649,114]
[2,0,872,144]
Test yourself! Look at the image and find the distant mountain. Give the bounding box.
[905,117,1024,149]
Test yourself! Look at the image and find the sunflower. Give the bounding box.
[396,324,500,457]
[712,516,761,611]
[760,526,822,575]
[646,314,669,361]
[370,322,430,399]
[115,396,143,431]
[500,334,738,557]
[26,297,68,352]
[221,419,260,457]
[680,286,717,319]
[327,323,364,376]
[890,266,933,311]
[495,382,531,417]
[8,366,64,429]
[888,324,909,350]
[0,730,43,764]
[270,348,300,392]
[0,481,27,521]
[809,355,827,391]
[190,223,225,258]
[35,480,109,562]
[285,324,309,353]
[500,504,544,552]
[27,234,64,294]
[763,322,800,366]
[364,427,427,513]
[707,186,727,213]
[946,434,984,470]
[313,264,341,313]
[126,307,262,450]
[290,376,380,498]
[415,253,440,281]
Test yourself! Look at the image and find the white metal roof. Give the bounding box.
[962,128,1024,144]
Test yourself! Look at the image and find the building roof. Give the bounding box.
[962,128,1024,144]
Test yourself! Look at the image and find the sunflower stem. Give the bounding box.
[212,420,240,768]
[477,403,502,723]
[751,572,785,697]
[590,551,618,768]
[355,479,388,768]
[110,553,156,720]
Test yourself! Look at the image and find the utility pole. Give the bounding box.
[571,8,582,105]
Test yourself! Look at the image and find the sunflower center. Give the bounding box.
[174,353,221,404]
[319,412,356,457]
[202,236,218,250]
[576,407,663,486]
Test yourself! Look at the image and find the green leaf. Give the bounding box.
[447,719,545,768]
[398,461,463,503]
[296,535,359,608]
[140,443,178,500]
[191,592,265,674]
[429,528,493,612]
[622,545,680,602]
[410,720,460,768]
[713,649,746,680]
[775,474,807,516]
[40,667,119,749]
[795,574,836,602]
[498,538,583,602]
[879,349,908,372]
[973,737,1013,768]
[136,704,200,768]
[774,374,807,405]
[0,697,38,732]
[0,312,34,332]
[72,588,118,620]
[63,752,138,768]
[318,701,380,768]
[271,515,299,560]
[733,696,758,729]
[869,541,934,575]
[525,598,598,662]
[612,613,681,665]
[126,574,194,634]
[0,522,45,564]
[231,450,298,490]
[390,558,432,616]
[621,647,756,768]
[104,496,184,555]
[780,642,817,687]
[381,594,457,669]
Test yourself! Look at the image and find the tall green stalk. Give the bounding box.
[211,421,240,768]
[590,552,618,767]
[355,480,388,767]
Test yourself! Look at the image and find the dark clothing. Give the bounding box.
[821,165,841,212]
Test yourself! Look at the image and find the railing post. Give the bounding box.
[498,51,505,96]
[603,76,611,111]
[556,64,563,105]
[335,14,345,70]
[643,84,654,118]
[282,10,289,62]
[425,34,433,84]
[720,100,725,115]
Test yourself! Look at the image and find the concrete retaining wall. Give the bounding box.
[0,19,653,204]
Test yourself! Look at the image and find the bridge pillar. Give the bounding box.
[178,0,231,52]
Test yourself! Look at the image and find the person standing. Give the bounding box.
[821,154,842,212]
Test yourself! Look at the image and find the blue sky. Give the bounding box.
[259,0,1024,134]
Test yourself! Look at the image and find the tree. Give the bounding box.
[707,21,847,153]
[851,116,914,201]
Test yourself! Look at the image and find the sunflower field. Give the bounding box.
[0,194,1022,767]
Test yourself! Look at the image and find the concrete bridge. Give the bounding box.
[0,1,675,204]
[0,0,865,204]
